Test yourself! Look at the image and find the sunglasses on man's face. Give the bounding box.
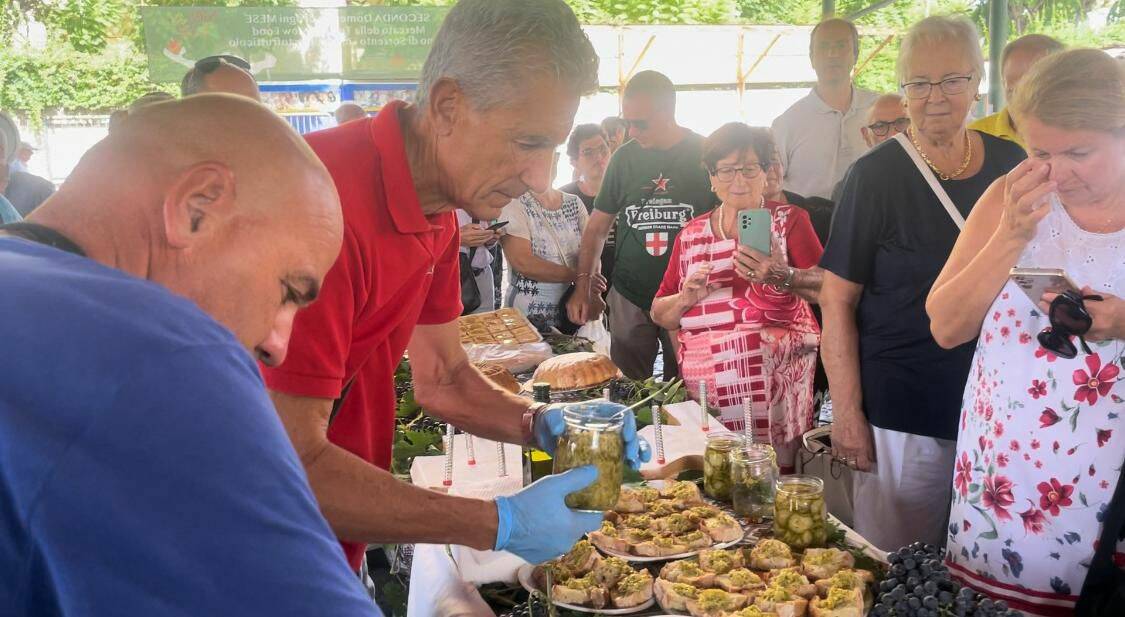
[623,118,649,132]
[1037,290,1103,359]
[867,117,910,136]
[194,55,252,74]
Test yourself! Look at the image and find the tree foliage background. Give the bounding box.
[1,0,1122,125]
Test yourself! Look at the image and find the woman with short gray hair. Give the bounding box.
[818,15,1025,551]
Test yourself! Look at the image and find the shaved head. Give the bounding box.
[335,103,366,125]
[866,93,906,125]
[182,62,261,101]
[30,94,342,365]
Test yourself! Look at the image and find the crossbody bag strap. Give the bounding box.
[892,132,966,231]
[535,197,574,270]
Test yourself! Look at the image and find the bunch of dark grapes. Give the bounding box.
[871,542,1019,617]
[498,594,549,617]
[413,414,447,434]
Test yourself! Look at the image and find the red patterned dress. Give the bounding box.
[656,202,823,464]
[945,201,1125,616]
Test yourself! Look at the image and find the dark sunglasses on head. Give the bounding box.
[194,55,252,74]
[1037,290,1103,359]
[867,117,910,136]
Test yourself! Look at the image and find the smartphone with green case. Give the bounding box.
[737,209,772,255]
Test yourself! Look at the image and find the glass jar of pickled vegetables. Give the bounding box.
[552,401,626,511]
[703,432,742,502]
[773,475,827,550]
[731,444,776,522]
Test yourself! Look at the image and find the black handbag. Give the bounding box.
[1076,454,1125,616]
[459,246,481,316]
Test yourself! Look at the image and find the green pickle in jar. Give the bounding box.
[703,432,742,502]
[730,444,776,522]
[552,401,627,511]
[773,475,827,549]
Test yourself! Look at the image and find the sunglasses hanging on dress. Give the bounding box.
[1037,290,1103,360]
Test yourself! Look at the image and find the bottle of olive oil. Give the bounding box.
[524,383,554,485]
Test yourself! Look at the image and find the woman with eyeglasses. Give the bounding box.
[926,49,1125,614]
[818,15,1026,552]
[651,123,824,472]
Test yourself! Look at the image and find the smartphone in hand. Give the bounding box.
[738,209,772,255]
[1010,267,1079,306]
[486,221,510,232]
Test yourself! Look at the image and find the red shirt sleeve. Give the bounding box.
[655,232,686,298]
[784,207,824,270]
[417,213,463,325]
[261,227,365,400]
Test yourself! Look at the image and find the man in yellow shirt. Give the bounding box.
[970,34,1063,149]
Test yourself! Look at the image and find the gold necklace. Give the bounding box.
[909,126,973,181]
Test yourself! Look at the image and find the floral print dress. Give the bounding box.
[946,201,1125,616]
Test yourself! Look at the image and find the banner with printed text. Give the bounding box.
[140,7,448,83]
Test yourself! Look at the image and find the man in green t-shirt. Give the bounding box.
[567,70,717,379]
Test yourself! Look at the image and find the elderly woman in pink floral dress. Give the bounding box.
[651,123,824,472]
[928,50,1125,616]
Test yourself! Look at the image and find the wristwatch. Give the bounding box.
[522,401,551,446]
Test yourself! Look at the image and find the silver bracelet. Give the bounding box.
[782,267,797,288]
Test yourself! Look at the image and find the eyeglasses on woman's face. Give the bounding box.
[580,144,609,160]
[901,74,974,100]
[712,163,769,183]
[867,117,911,136]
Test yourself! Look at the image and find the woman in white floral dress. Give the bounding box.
[927,50,1125,616]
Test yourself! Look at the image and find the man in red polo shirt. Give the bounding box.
[262,0,649,572]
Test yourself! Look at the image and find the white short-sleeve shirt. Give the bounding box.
[771,85,879,200]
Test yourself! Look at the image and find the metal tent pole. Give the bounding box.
[988,0,1009,113]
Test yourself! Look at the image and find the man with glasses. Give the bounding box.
[181,55,261,101]
[568,70,717,380]
[771,18,879,200]
[860,93,909,148]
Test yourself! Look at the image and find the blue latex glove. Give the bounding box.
[494,466,604,563]
[533,402,652,470]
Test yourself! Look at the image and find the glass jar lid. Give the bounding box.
[776,474,824,494]
[731,443,773,465]
[562,400,627,431]
[706,431,743,449]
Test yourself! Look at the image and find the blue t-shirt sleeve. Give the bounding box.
[26,344,379,616]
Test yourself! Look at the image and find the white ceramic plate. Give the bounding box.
[590,530,746,563]
[516,564,657,615]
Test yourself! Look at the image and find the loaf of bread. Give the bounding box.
[531,352,620,391]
